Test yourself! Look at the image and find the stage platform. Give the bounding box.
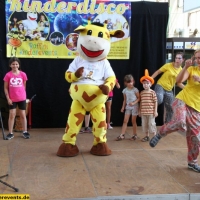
[0,127,200,200]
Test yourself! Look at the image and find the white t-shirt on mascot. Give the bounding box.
[67,56,115,86]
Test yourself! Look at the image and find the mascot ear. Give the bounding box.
[110,30,124,38]
[74,25,86,32]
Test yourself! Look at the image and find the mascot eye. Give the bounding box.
[87,30,92,35]
[98,32,103,38]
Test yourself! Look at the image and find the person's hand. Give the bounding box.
[138,111,141,117]
[7,98,12,105]
[75,67,84,78]
[99,85,109,95]
[184,57,194,69]
[121,108,124,113]
[154,111,158,117]
[116,82,120,89]
[129,102,134,106]
[192,75,200,83]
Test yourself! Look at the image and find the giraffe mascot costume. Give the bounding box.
[57,19,124,157]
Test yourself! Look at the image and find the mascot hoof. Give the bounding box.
[90,143,112,156]
[57,143,79,157]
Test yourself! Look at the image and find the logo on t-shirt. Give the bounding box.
[10,77,23,87]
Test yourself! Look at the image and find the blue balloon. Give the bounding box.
[54,13,82,38]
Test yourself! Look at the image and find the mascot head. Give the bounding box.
[74,18,124,62]
[27,12,38,21]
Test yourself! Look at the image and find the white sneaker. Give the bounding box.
[107,124,113,129]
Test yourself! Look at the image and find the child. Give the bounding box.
[79,112,92,133]
[139,69,158,142]
[3,57,30,140]
[150,50,200,173]
[116,75,140,141]
[106,79,120,129]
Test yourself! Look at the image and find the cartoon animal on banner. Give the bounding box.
[21,12,38,31]
[57,18,124,157]
[7,31,25,56]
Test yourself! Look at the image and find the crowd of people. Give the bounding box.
[8,13,49,41]
[3,50,200,172]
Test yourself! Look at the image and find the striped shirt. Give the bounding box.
[140,89,157,115]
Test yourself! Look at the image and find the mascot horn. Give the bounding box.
[57,18,124,157]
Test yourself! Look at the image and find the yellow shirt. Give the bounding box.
[157,63,182,91]
[176,66,200,112]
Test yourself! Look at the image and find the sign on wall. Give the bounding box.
[5,0,131,59]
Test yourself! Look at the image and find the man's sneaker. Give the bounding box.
[80,127,92,133]
[22,132,30,139]
[84,127,92,133]
[149,134,162,147]
[6,133,14,140]
[188,163,200,173]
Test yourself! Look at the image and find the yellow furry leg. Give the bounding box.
[62,100,85,145]
[90,103,107,145]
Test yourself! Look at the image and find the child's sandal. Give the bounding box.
[115,134,125,141]
[130,135,137,141]
[141,136,150,142]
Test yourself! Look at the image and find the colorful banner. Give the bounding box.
[5,0,131,59]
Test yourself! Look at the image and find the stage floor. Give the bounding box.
[0,127,200,200]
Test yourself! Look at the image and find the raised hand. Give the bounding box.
[185,57,194,69]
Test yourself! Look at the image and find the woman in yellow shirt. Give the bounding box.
[150,49,200,173]
[151,52,185,123]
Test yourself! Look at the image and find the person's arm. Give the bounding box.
[192,75,200,83]
[4,82,12,105]
[134,91,140,104]
[176,58,193,83]
[121,93,126,113]
[138,93,141,117]
[154,100,158,117]
[176,82,185,89]
[129,91,140,106]
[24,81,26,89]
[151,69,162,79]
[116,81,120,89]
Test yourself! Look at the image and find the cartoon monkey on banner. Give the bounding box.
[57,18,124,157]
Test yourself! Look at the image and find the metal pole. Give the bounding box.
[0,110,6,140]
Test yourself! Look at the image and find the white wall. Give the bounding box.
[167,0,200,37]
[127,0,200,38]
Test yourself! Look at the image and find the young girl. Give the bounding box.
[116,75,140,141]
[3,57,30,140]
[17,23,25,36]
[106,79,120,129]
